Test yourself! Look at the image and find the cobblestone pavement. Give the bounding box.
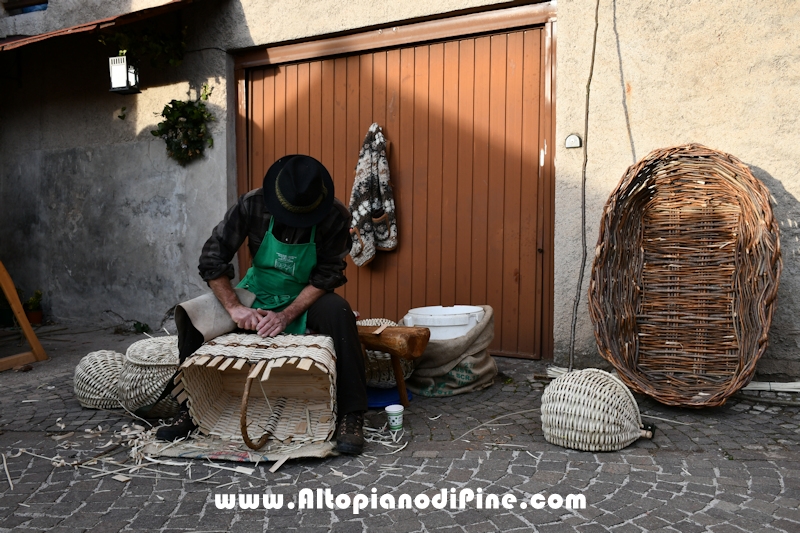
[1,325,800,532]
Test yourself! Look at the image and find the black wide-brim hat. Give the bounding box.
[263,155,335,228]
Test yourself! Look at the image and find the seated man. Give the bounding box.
[156,155,367,455]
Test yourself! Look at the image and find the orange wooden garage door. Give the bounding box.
[238,17,555,359]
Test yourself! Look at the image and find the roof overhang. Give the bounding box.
[0,0,194,52]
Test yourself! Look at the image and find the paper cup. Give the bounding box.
[385,404,404,431]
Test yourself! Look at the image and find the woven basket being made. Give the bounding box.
[174,333,337,451]
[589,144,781,408]
[356,318,414,388]
[117,336,180,418]
[74,350,126,409]
[541,368,653,452]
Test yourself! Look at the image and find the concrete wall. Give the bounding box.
[554,0,800,378]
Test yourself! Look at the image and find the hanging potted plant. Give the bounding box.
[23,290,43,326]
[151,84,215,166]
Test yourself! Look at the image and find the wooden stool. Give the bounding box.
[0,261,48,372]
[357,325,429,408]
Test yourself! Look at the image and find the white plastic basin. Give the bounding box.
[402,305,485,340]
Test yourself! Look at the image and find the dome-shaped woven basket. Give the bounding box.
[74,350,126,409]
[541,368,652,452]
[357,318,414,388]
[118,336,180,418]
[589,144,781,407]
[174,333,337,450]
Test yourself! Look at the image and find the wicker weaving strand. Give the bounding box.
[356,318,414,388]
[74,350,126,409]
[117,336,180,418]
[176,333,337,451]
[588,144,781,407]
[541,368,653,451]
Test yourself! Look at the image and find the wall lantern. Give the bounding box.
[108,56,140,94]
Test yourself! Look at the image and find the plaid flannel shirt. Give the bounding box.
[198,188,351,291]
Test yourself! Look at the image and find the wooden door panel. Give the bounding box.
[246,28,553,358]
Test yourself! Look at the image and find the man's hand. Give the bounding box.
[256,309,291,337]
[228,305,264,331]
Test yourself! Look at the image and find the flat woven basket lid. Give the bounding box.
[541,368,646,452]
[176,333,337,449]
[125,336,179,366]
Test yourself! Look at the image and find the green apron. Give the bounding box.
[236,218,317,335]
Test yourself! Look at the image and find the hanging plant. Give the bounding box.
[151,84,214,166]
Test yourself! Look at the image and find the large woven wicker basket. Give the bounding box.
[357,318,414,388]
[74,350,126,409]
[541,368,653,451]
[118,336,180,418]
[589,144,781,407]
[174,333,337,451]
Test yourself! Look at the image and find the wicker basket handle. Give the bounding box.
[240,376,286,450]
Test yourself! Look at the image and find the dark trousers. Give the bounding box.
[176,292,367,416]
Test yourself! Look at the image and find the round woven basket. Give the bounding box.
[118,336,180,418]
[589,144,781,407]
[74,350,126,409]
[541,368,652,452]
[356,318,414,388]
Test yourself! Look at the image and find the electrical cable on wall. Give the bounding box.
[568,0,602,372]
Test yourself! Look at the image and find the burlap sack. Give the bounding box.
[406,305,496,397]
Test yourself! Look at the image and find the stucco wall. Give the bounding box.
[0,0,513,330]
[554,0,800,378]
[0,0,172,38]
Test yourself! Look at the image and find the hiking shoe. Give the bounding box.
[336,411,364,455]
[155,406,197,441]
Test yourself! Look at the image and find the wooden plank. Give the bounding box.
[285,64,299,155]
[297,62,311,155]
[274,65,287,159]
[426,42,444,306]
[236,68,252,274]
[262,66,277,176]
[501,31,524,354]
[411,44,429,310]
[207,355,225,368]
[370,50,388,319]
[320,59,336,180]
[354,54,372,316]
[440,40,460,307]
[333,56,351,303]
[354,53,372,317]
[248,359,267,379]
[218,357,235,371]
[309,61,323,161]
[519,29,542,357]
[471,36,491,308]
[250,69,265,189]
[456,38,475,308]
[0,263,47,373]
[486,33,507,354]
[383,49,401,321]
[396,46,415,320]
